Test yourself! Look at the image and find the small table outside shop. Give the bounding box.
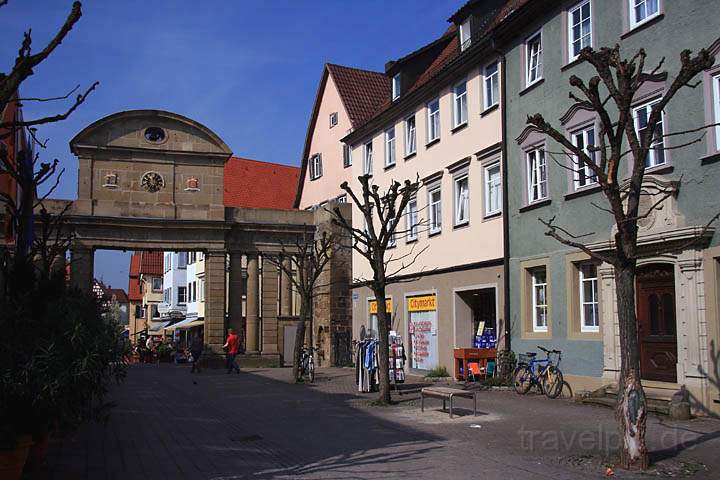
[454,348,496,381]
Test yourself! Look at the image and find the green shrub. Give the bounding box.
[426,366,451,378]
[0,263,128,447]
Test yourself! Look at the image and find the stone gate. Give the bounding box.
[48,110,351,363]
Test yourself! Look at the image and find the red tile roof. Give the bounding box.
[408,33,459,95]
[139,251,163,276]
[224,157,299,210]
[128,253,142,302]
[326,64,390,128]
[107,288,129,304]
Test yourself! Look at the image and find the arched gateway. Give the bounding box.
[46,110,351,364]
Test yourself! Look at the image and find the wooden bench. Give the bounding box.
[421,387,477,419]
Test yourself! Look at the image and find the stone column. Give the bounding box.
[228,252,244,335]
[246,253,260,353]
[70,245,94,292]
[261,256,279,354]
[280,256,293,317]
[204,251,227,350]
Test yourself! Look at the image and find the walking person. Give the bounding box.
[145,336,154,364]
[190,331,204,373]
[223,328,240,374]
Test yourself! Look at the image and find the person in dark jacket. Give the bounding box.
[190,331,204,373]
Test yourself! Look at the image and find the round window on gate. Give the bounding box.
[144,127,166,143]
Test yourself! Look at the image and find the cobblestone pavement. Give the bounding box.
[46,365,720,479]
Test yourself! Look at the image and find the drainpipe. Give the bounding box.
[493,38,511,353]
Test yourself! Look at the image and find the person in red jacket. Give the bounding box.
[223,328,240,374]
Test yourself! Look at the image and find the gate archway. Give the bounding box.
[44,110,351,361]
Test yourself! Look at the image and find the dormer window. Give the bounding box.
[459,18,471,51]
[329,112,338,128]
[392,74,401,101]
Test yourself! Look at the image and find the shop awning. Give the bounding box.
[148,321,171,332]
[164,318,204,331]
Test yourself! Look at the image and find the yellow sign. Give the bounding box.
[408,295,437,312]
[369,299,392,314]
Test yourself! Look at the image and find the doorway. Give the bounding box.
[636,264,677,383]
[455,287,497,348]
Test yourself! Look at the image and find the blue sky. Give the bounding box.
[1,0,462,290]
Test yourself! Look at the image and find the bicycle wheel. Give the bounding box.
[513,365,533,394]
[542,366,564,399]
[308,357,315,383]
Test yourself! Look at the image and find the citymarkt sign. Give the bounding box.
[407,295,436,312]
[369,299,392,314]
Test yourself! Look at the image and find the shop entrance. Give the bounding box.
[636,264,678,383]
[456,287,497,348]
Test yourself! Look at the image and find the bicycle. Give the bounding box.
[512,346,564,399]
[298,346,315,383]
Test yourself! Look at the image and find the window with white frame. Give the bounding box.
[427,98,440,143]
[713,74,720,151]
[385,127,396,167]
[454,174,469,226]
[310,154,323,180]
[568,0,592,62]
[484,61,499,110]
[572,126,597,189]
[198,279,204,302]
[329,112,338,128]
[484,162,502,216]
[343,143,352,168]
[630,0,659,28]
[405,115,416,156]
[152,277,162,291]
[633,100,665,168]
[526,148,548,203]
[453,81,468,128]
[178,286,187,304]
[363,141,373,176]
[406,197,418,241]
[526,32,543,86]
[392,73,401,100]
[459,18,471,51]
[532,268,548,332]
[178,252,187,268]
[428,186,442,233]
[579,263,599,332]
[388,211,398,248]
[337,194,347,203]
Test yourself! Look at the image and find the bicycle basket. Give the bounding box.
[518,353,532,365]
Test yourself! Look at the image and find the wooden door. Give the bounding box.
[636,265,677,383]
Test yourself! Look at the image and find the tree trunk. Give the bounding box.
[614,262,649,470]
[292,297,309,382]
[373,288,392,404]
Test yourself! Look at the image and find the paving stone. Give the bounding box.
[45,364,720,479]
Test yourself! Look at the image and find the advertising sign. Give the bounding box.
[369,299,393,314]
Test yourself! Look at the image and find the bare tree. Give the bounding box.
[265,231,335,382]
[331,174,428,404]
[0,1,96,288]
[525,44,716,470]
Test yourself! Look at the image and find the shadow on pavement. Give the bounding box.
[46,364,444,480]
